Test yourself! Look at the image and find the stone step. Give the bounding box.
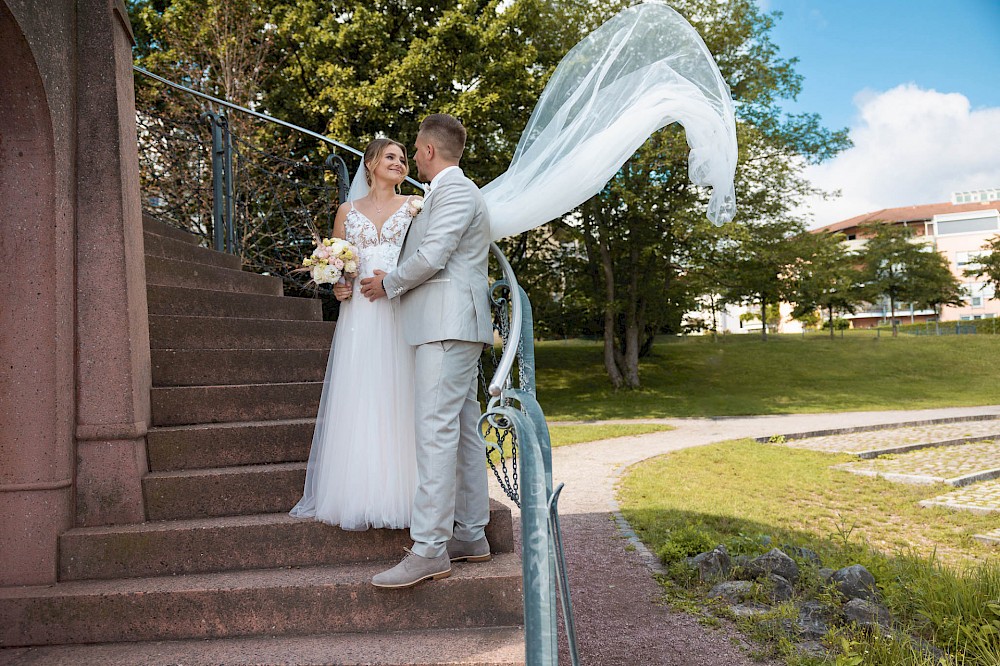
[147,284,322,320]
[772,419,1000,458]
[149,315,335,350]
[918,478,1000,514]
[836,439,1000,486]
[147,419,313,471]
[152,348,329,387]
[142,213,201,245]
[60,500,515,580]
[143,462,306,521]
[146,255,282,296]
[974,528,1000,546]
[0,554,524,647]
[0,626,525,665]
[151,382,321,426]
[143,230,242,270]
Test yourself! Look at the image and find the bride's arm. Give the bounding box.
[331,204,352,301]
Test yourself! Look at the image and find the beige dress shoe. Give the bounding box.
[447,535,492,562]
[371,548,451,589]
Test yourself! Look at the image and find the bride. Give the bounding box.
[290,138,420,530]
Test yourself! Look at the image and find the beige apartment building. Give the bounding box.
[814,188,1000,328]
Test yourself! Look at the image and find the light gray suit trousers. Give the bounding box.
[382,168,493,558]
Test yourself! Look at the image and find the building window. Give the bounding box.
[846,234,856,240]
[956,251,987,269]
[937,217,999,235]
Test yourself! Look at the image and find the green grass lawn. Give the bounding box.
[618,439,1000,665]
[485,423,673,464]
[548,423,673,447]
[534,335,1000,420]
[619,439,996,568]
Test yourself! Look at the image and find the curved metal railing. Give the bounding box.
[135,66,424,191]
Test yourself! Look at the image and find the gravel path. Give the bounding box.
[492,405,1000,665]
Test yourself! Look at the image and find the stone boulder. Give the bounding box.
[781,544,822,567]
[842,598,891,629]
[708,580,755,604]
[746,548,800,583]
[765,573,794,602]
[690,544,731,581]
[832,564,879,601]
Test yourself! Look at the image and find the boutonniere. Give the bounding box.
[407,197,425,217]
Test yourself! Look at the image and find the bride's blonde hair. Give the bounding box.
[363,138,409,187]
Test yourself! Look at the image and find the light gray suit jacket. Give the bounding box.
[382,168,493,346]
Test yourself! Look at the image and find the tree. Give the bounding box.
[792,232,865,339]
[718,218,809,341]
[910,248,964,318]
[130,0,852,386]
[544,0,850,385]
[858,223,961,336]
[963,235,1000,292]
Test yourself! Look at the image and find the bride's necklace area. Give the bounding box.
[369,193,393,214]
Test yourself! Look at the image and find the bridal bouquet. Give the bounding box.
[300,236,359,285]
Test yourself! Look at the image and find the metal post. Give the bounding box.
[220,114,235,255]
[325,153,350,206]
[204,112,225,252]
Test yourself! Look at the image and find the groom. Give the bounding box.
[360,113,494,588]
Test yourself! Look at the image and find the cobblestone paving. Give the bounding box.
[974,528,1000,545]
[778,420,1000,455]
[920,479,1000,513]
[836,439,1000,485]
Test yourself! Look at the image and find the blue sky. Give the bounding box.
[759,0,1000,225]
[767,0,1000,132]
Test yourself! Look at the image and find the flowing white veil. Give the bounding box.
[347,163,370,202]
[483,1,737,241]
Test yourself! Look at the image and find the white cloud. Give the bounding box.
[799,84,1000,227]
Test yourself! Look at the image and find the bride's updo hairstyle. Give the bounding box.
[363,138,409,186]
[419,114,466,161]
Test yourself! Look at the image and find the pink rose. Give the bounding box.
[333,258,345,270]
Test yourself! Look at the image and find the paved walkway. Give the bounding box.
[489,405,1000,665]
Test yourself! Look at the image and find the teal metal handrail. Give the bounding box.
[481,256,579,665]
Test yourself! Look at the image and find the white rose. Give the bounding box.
[344,260,358,275]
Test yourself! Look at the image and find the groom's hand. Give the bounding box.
[360,270,387,301]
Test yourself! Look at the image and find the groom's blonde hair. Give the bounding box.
[419,114,466,161]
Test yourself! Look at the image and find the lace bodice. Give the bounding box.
[344,200,413,276]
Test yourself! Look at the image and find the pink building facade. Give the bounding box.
[815,195,1000,328]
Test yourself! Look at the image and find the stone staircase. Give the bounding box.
[0,216,524,664]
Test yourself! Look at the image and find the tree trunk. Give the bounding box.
[710,295,719,342]
[890,295,898,337]
[622,243,642,388]
[828,304,835,339]
[760,298,768,341]
[597,223,624,388]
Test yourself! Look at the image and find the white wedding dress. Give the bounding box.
[290,200,417,530]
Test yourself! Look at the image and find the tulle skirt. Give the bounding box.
[290,275,417,530]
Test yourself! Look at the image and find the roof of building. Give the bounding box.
[815,201,1000,234]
